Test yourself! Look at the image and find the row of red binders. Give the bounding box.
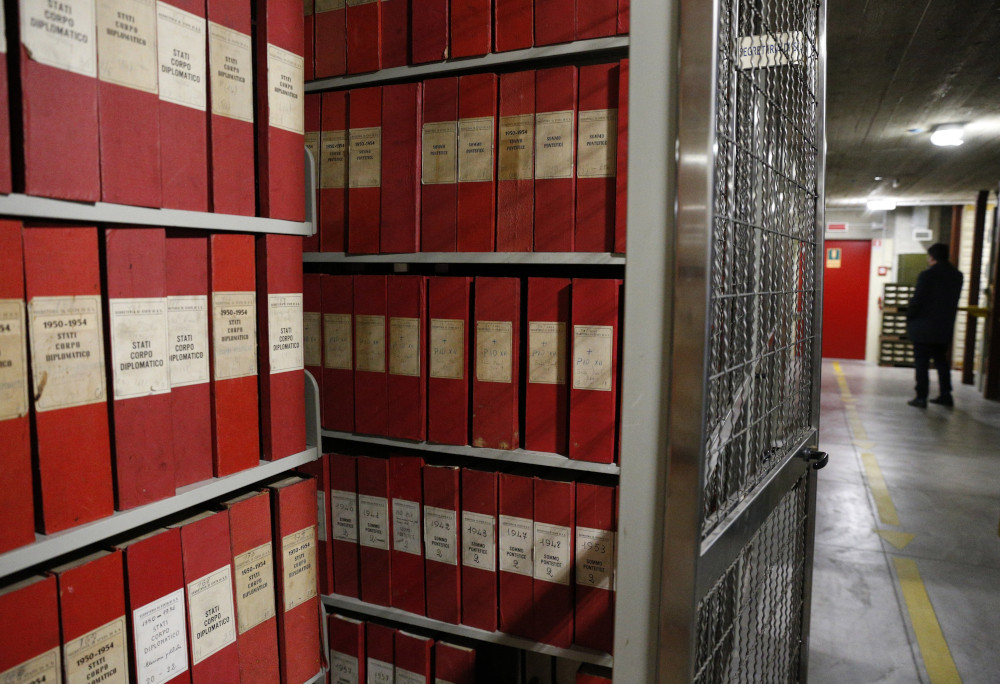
[306,452,619,654]
[305,0,629,78]
[0,222,306,550]
[0,475,321,684]
[0,0,304,219]
[306,274,623,462]
[304,60,630,254]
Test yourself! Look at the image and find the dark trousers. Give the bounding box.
[913,342,952,399]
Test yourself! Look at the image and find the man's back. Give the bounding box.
[907,261,964,345]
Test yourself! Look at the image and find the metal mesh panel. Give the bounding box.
[693,474,810,684]
[703,0,822,531]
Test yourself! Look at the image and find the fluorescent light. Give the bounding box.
[930,124,965,147]
[867,199,896,211]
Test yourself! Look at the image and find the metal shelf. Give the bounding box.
[322,431,620,475]
[322,594,614,667]
[304,251,625,266]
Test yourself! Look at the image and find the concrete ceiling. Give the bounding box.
[825,0,1000,207]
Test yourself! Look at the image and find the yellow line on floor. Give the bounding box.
[860,452,899,526]
[893,557,963,683]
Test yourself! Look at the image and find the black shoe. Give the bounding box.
[929,395,954,407]
[907,397,927,408]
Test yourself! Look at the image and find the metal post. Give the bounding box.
[962,189,988,385]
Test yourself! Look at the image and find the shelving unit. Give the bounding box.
[879,283,916,366]
[304,251,625,266]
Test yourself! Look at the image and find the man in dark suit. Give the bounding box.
[906,243,964,408]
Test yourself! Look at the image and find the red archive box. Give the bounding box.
[576,63,619,253]
[304,0,315,80]
[451,0,490,57]
[209,233,259,476]
[382,0,409,67]
[525,277,571,454]
[457,73,497,251]
[348,87,382,254]
[461,468,499,632]
[207,0,255,216]
[328,613,366,682]
[23,226,113,533]
[617,0,629,34]
[116,528,190,684]
[346,0,381,73]
[314,0,347,77]
[256,0,306,221]
[426,276,471,445]
[411,0,448,63]
[534,66,577,251]
[569,278,621,463]
[320,91,349,253]
[270,475,322,684]
[0,576,61,682]
[357,456,392,606]
[577,0,616,39]
[533,477,575,648]
[303,274,324,405]
[166,233,213,488]
[0,19,10,194]
[389,454,426,615]
[615,58,629,254]
[353,275,388,435]
[395,632,433,681]
[297,453,334,595]
[330,453,361,597]
[494,0,532,52]
[435,642,476,684]
[574,482,616,653]
[498,472,534,638]
[423,464,462,624]
[387,276,427,440]
[365,622,395,682]
[381,83,423,254]
[472,277,520,450]
[304,94,322,252]
[0,221,33,553]
[535,0,574,46]
[496,70,535,252]
[157,0,209,211]
[257,234,306,460]
[11,0,100,200]
[104,227,175,510]
[322,274,354,431]
[421,77,460,251]
[172,510,240,683]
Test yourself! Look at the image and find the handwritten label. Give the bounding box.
[429,318,464,380]
[423,506,457,566]
[303,311,322,366]
[462,511,495,571]
[528,321,566,385]
[534,110,574,179]
[28,295,106,412]
[367,659,393,684]
[498,515,532,576]
[533,522,571,585]
[354,315,385,373]
[392,498,422,555]
[573,325,613,391]
[332,490,359,542]
[282,526,317,611]
[323,313,352,370]
[329,651,357,684]
[233,542,276,633]
[358,494,389,550]
[475,320,512,384]
[575,526,616,591]
[389,317,420,377]
[132,588,188,684]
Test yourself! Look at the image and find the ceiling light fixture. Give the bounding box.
[867,199,896,211]
[930,123,965,147]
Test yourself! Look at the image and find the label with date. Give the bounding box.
[212,291,257,380]
[0,299,28,421]
[133,587,188,684]
[358,494,389,550]
[575,526,616,590]
[0,646,60,684]
[462,511,496,571]
[533,521,571,585]
[64,615,128,684]
[498,515,533,576]
[423,506,457,566]
[392,498,422,555]
[329,650,358,684]
[367,658,393,684]
[233,542,275,633]
[332,490,359,543]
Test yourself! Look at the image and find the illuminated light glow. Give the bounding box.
[930,124,964,147]
[867,199,896,211]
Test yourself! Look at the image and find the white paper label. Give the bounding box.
[97,0,158,93]
[421,121,458,185]
[282,525,318,611]
[498,515,532,576]
[429,318,463,380]
[355,315,385,373]
[367,659,393,684]
[208,21,253,123]
[317,491,329,541]
[349,127,381,189]
[423,506,457,566]
[498,113,534,181]
[462,511,496,571]
[20,0,97,78]
[320,130,348,189]
[475,320,512,384]
[156,2,206,110]
[358,494,389,550]
[329,651,358,684]
[533,522,571,585]
[0,300,29,421]
[332,489,359,542]
[268,293,304,374]
[109,297,171,400]
[132,588,188,684]
[63,616,128,684]
[738,31,806,70]
[392,498,422,555]
[0,646,61,684]
[573,324,614,391]
[212,291,257,381]
[396,669,426,684]
[577,109,618,179]
[233,541,276,634]
[576,527,616,591]
[28,295,106,412]
[534,110,574,179]
[389,317,420,377]
[303,312,322,367]
[267,42,304,134]
[528,321,566,385]
[167,295,209,388]
[186,565,237,665]
[458,116,494,183]
[324,313,352,370]
[0,3,5,55]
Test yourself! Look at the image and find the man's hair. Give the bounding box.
[928,243,949,263]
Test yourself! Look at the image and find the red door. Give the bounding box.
[822,240,871,359]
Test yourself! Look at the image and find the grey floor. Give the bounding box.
[809,359,1000,684]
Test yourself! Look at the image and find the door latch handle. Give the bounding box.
[798,448,829,470]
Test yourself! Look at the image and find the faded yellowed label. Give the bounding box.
[573,324,613,391]
[422,121,458,185]
[282,526,318,611]
[458,116,494,183]
[429,318,464,380]
[349,127,381,188]
[577,109,617,178]
[498,114,534,181]
[475,320,512,384]
[528,321,566,385]
[305,131,321,185]
[0,299,28,421]
[321,130,348,189]
[389,317,420,377]
[0,646,61,684]
[534,110,574,179]
[63,616,128,684]
[354,314,385,373]
[267,43,304,134]
[208,22,254,123]
[97,0,158,94]
[303,312,322,366]
[316,0,346,11]
[323,313,352,370]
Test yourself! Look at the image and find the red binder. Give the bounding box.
[304,0,315,80]
[569,279,621,463]
[116,528,190,684]
[256,234,306,460]
[314,0,347,77]
[461,468,498,632]
[209,233,259,476]
[451,0,490,57]
[574,482,616,652]
[223,490,281,684]
[496,70,535,252]
[320,90,349,253]
[303,274,324,406]
[387,276,427,440]
[395,631,433,681]
[0,221,33,553]
[577,0,616,39]
[617,0,629,34]
[615,58,628,254]
[328,613,366,682]
[365,623,395,683]
[346,0,381,74]
[535,0,574,46]
[304,94,322,252]
[498,472,534,638]
[534,66,577,251]
[389,454,426,615]
[533,477,574,648]
[382,0,410,67]
[348,87,382,254]
[421,77,459,251]
[576,63,619,252]
[297,453,334,595]
[436,642,475,683]
[157,0,209,211]
[357,456,392,606]
[321,274,354,431]
[426,276,471,446]
[166,233,213,488]
[104,227,175,510]
[494,0,532,52]
[457,73,497,251]
[23,226,113,533]
[525,277,570,454]
[207,0,255,216]
[330,453,361,597]
[472,277,520,450]
[353,275,388,436]
[423,464,461,624]
[256,0,306,221]
[411,0,448,63]
[381,83,423,254]
[0,575,61,683]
